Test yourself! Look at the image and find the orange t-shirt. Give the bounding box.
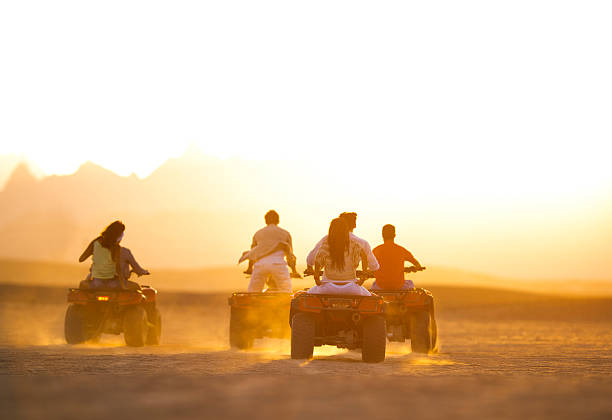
[372,242,414,289]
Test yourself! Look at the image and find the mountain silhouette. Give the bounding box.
[3,162,37,192]
[2,150,610,279]
[0,150,319,268]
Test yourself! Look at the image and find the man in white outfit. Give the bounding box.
[247,210,294,293]
[306,212,379,282]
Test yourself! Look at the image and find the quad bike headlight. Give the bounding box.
[96,296,110,302]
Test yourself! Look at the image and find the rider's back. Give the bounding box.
[372,242,411,289]
[252,225,291,262]
[316,239,362,281]
[91,240,116,279]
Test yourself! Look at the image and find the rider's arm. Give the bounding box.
[403,248,422,268]
[359,239,379,271]
[125,248,149,276]
[306,236,326,268]
[287,232,294,254]
[358,249,368,285]
[360,249,368,272]
[313,245,328,285]
[313,261,322,285]
[78,239,96,263]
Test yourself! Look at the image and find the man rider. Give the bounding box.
[306,212,379,279]
[246,210,295,293]
[371,224,423,290]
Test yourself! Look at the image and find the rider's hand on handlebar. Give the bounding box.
[404,266,426,273]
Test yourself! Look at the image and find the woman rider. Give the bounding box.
[309,218,371,296]
[78,220,139,290]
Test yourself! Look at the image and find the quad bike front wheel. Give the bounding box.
[229,307,254,349]
[123,306,148,347]
[361,315,386,363]
[65,304,89,344]
[410,310,438,354]
[146,307,162,345]
[290,313,315,359]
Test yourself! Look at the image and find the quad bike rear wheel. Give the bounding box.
[229,307,254,349]
[123,306,148,347]
[410,310,438,354]
[431,317,439,352]
[146,307,162,345]
[361,315,386,363]
[290,313,315,359]
[65,304,89,344]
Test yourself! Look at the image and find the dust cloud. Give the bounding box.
[2,281,612,419]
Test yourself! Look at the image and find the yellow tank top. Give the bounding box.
[91,240,116,279]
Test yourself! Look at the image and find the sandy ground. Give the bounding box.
[1,284,612,419]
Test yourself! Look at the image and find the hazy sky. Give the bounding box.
[0,0,612,277]
[1,1,611,264]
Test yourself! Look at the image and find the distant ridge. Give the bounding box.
[0,151,317,267]
[0,150,611,279]
[3,162,37,191]
[0,155,44,190]
[74,161,121,179]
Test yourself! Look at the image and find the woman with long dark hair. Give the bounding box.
[79,220,133,289]
[309,218,370,296]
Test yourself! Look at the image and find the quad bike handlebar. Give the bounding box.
[130,269,150,277]
[354,266,426,278]
[303,266,426,280]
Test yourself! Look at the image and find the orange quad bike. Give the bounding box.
[64,283,161,347]
[228,279,292,349]
[370,266,438,354]
[289,270,387,363]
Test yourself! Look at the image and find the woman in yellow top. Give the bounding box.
[79,220,138,290]
[310,218,371,296]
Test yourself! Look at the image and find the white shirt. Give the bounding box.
[306,232,380,271]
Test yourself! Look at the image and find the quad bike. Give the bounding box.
[289,270,387,363]
[370,266,438,354]
[228,278,292,350]
[64,279,161,347]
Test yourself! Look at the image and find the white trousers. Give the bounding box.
[308,281,371,296]
[248,263,291,293]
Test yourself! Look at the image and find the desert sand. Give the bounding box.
[1,282,612,419]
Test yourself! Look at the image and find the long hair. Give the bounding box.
[328,218,350,270]
[98,220,125,262]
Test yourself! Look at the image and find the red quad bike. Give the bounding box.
[289,269,387,363]
[370,266,438,354]
[64,283,161,347]
[228,279,292,349]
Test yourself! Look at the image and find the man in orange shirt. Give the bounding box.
[371,224,423,290]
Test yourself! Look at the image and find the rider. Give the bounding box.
[370,224,423,290]
[239,232,301,279]
[81,245,150,289]
[306,212,379,274]
[308,217,370,296]
[78,221,143,290]
[245,210,296,293]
